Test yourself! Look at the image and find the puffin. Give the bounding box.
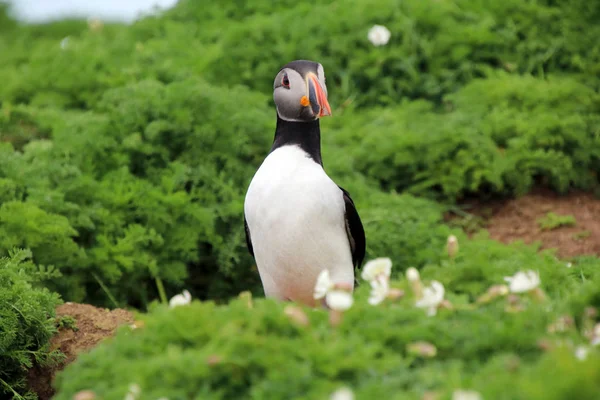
[243,60,365,307]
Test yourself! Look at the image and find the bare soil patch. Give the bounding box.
[27,303,135,400]
[450,188,600,259]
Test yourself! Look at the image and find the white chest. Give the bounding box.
[245,146,343,224]
[244,145,354,303]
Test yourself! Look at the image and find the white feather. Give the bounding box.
[244,145,354,306]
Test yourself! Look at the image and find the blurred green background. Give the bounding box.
[1,1,600,398]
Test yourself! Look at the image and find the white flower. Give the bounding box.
[125,383,141,400]
[406,267,420,282]
[367,24,391,46]
[575,345,589,361]
[446,235,459,258]
[169,290,191,308]
[415,281,445,316]
[566,262,573,268]
[504,270,541,293]
[314,269,334,300]
[60,36,70,50]
[452,389,482,400]
[330,387,355,400]
[326,290,354,311]
[368,275,390,305]
[361,257,392,281]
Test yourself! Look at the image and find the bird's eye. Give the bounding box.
[282,74,290,88]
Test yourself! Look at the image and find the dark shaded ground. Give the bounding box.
[449,188,600,259]
[27,303,135,400]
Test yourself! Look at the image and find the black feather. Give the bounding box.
[244,215,254,257]
[339,186,366,269]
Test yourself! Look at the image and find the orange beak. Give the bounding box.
[307,73,331,117]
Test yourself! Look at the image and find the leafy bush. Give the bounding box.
[0,78,274,306]
[186,0,600,107]
[0,249,62,400]
[53,237,600,399]
[337,74,600,200]
[0,0,599,307]
[2,0,600,109]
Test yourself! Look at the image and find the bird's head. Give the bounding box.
[273,60,332,122]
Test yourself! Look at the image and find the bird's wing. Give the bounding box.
[244,215,254,257]
[339,186,366,269]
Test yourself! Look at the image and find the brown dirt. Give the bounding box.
[449,188,600,259]
[27,303,135,400]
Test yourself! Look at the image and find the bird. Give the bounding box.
[243,60,365,307]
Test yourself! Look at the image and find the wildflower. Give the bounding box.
[406,267,423,299]
[60,36,70,50]
[575,345,589,361]
[284,305,310,327]
[238,290,253,309]
[476,284,509,304]
[406,341,437,358]
[388,288,405,300]
[582,307,598,339]
[125,383,141,400]
[361,257,392,281]
[330,387,355,400]
[327,288,354,327]
[368,275,390,305]
[537,339,554,352]
[504,270,540,293]
[446,235,459,259]
[314,269,334,300]
[206,354,222,366]
[314,269,354,326]
[566,262,573,268]
[367,24,391,46]
[73,390,96,400]
[129,319,145,330]
[326,289,354,311]
[504,294,525,313]
[87,17,104,32]
[452,390,482,400]
[422,391,442,400]
[169,290,191,308]
[406,267,420,282]
[547,315,575,334]
[415,281,445,316]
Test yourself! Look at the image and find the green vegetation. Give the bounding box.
[0,249,63,400]
[537,212,577,231]
[0,0,599,398]
[573,231,592,240]
[54,239,600,399]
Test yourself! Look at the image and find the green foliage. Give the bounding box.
[573,231,591,240]
[537,212,577,231]
[1,2,600,396]
[56,315,78,331]
[336,74,600,200]
[0,249,63,400]
[0,78,275,306]
[0,0,599,307]
[53,237,600,399]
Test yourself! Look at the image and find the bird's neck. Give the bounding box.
[271,115,323,166]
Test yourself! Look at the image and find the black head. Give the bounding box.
[273,60,331,122]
